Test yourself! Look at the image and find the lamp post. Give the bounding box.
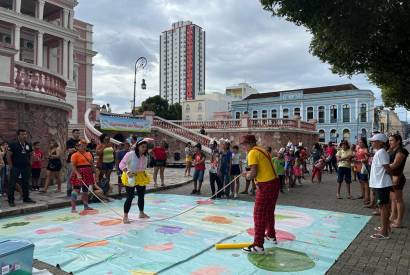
[133,57,147,116]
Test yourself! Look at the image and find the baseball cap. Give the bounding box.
[369,133,387,143]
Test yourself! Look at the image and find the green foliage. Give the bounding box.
[260,0,410,109]
[139,95,182,120]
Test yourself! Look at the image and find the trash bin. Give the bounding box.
[0,240,34,275]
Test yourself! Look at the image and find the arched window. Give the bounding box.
[235,112,241,119]
[185,104,190,112]
[252,110,258,119]
[294,107,301,117]
[197,103,202,111]
[262,110,268,118]
[330,129,338,142]
[283,108,289,119]
[330,105,337,123]
[318,129,325,143]
[360,104,367,122]
[318,106,325,123]
[342,104,350,123]
[343,129,350,141]
[271,109,277,118]
[307,107,314,120]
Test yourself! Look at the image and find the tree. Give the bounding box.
[139,96,182,120]
[260,0,410,109]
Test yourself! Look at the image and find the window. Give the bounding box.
[360,104,367,122]
[307,107,314,120]
[343,129,350,141]
[271,109,277,118]
[185,115,190,120]
[252,110,258,119]
[330,105,337,123]
[197,103,202,111]
[283,108,289,119]
[185,104,190,112]
[235,112,241,119]
[318,106,325,123]
[318,129,325,143]
[330,129,338,142]
[197,114,203,120]
[294,107,300,117]
[262,110,268,118]
[342,104,350,123]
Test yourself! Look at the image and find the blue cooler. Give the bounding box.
[0,240,34,275]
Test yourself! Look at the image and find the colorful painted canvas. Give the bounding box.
[0,194,370,274]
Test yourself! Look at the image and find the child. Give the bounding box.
[218,140,232,199]
[285,149,295,187]
[31,142,43,191]
[293,156,303,184]
[312,157,326,183]
[273,150,286,192]
[119,138,151,223]
[192,143,206,195]
[230,145,242,198]
[209,151,222,198]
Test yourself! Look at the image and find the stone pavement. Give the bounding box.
[159,155,410,275]
[0,167,192,218]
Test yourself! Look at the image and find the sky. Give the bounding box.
[75,0,409,121]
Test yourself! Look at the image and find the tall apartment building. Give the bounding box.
[159,21,205,104]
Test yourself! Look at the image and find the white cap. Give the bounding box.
[369,133,387,143]
[278,147,286,154]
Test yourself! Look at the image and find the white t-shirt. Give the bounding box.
[369,148,392,188]
[232,152,241,165]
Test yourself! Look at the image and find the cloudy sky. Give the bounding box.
[75,0,408,121]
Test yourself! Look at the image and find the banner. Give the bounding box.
[100,114,151,133]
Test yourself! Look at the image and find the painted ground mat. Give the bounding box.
[0,194,370,274]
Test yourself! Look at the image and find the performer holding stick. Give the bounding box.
[240,134,279,254]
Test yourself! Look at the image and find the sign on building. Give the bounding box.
[100,114,151,133]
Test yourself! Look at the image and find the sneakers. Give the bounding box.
[242,245,264,254]
[265,236,278,244]
[191,189,197,194]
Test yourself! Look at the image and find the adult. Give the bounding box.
[369,134,392,239]
[311,143,322,164]
[41,140,62,193]
[191,143,206,194]
[241,134,279,254]
[0,142,6,196]
[66,129,81,197]
[355,137,370,203]
[152,141,168,187]
[326,142,338,173]
[388,134,409,228]
[184,142,193,177]
[70,140,96,213]
[130,135,138,150]
[115,142,130,198]
[336,140,353,199]
[119,138,151,223]
[199,126,207,136]
[7,129,36,206]
[87,138,97,153]
[218,140,232,198]
[96,134,115,184]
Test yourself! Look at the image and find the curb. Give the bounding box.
[0,179,193,219]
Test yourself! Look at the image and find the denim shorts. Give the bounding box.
[337,167,351,184]
[101,162,114,171]
[193,169,205,182]
[357,173,369,182]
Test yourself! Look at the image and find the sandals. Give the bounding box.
[391,222,402,228]
[242,245,265,254]
[370,233,390,240]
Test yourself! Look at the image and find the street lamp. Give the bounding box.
[133,57,147,116]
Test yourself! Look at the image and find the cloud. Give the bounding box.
[74,0,408,122]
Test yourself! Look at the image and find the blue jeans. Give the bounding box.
[219,172,231,197]
[0,166,5,194]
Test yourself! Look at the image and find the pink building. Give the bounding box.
[0,0,95,146]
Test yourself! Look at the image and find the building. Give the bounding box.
[182,93,236,121]
[231,84,375,144]
[0,0,95,147]
[225,82,258,99]
[379,109,407,138]
[159,21,205,104]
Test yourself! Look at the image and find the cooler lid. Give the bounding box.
[0,240,34,256]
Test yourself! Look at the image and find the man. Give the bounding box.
[130,135,138,150]
[369,133,392,240]
[240,134,279,254]
[7,129,36,206]
[66,129,81,197]
[87,138,97,153]
[199,126,206,136]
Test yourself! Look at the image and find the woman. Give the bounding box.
[218,140,232,198]
[119,138,151,223]
[388,134,409,228]
[70,140,96,213]
[184,142,193,177]
[336,140,353,199]
[152,141,168,187]
[192,143,206,194]
[41,140,62,193]
[311,143,322,165]
[230,145,242,198]
[96,134,115,184]
[355,137,370,204]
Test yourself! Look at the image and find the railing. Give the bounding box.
[14,61,66,100]
[84,108,121,145]
[300,121,316,131]
[170,119,242,129]
[153,117,212,153]
[249,118,299,129]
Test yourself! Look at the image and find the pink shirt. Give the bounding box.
[119,151,147,172]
